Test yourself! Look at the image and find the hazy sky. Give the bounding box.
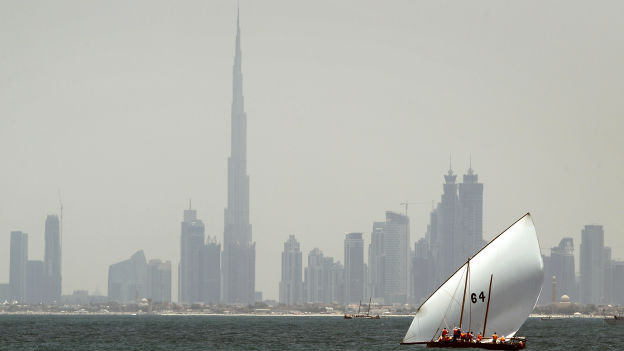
[1,1,623,301]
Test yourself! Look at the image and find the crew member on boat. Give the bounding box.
[442,328,448,339]
[467,331,474,342]
[492,332,498,343]
[476,332,482,343]
[453,327,460,342]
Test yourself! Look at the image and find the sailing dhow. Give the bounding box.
[401,213,543,350]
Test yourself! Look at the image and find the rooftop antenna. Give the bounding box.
[189,198,192,210]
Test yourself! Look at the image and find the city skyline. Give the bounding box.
[1,171,621,306]
[2,1,624,301]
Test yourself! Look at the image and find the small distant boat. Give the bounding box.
[540,316,562,321]
[344,298,381,319]
[605,315,624,325]
[401,214,543,350]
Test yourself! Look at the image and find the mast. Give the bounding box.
[358,300,361,315]
[482,274,494,337]
[459,260,470,330]
[367,297,372,316]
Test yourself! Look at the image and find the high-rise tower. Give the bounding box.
[368,212,410,304]
[9,231,28,303]
[222,8,255,304]
[550,237,575,301]
[344,233,364,304]
[458,163,484,256]
[179,206,205,304]
[279,235,303,305]
[427,159,485,292]
[437,166,459,281]
[580,225,604,304]
[44,215,62,303]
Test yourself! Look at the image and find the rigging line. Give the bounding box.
[431,265,467,341]
[468,264,472,332]
[439,289,464,308]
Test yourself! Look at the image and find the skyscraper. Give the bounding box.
[432,167,460,284]
[108,250,147,303]
[146,259,172,303]
[550,237,575,301]
[382,211,410,304]
[179,206,206,304]
[603,247,613,304]
[9,231,28,302]
[368,212,410,304]
[611,261,624,306]
[344,232,364,304]
[222,8,255,304]
[44,215,61,303]
[325,258,344,304]
[279,235,303,305]
[109,251,170,303]
[202,237,221,304]
[368,222,385,300]
[25,260,44,305]
[427,162,485,292]
[458,164,484,255]
[304,248,324,303]
[411,238,430,305]
[580,225,604,304]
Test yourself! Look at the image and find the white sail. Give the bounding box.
[402,213,543,344]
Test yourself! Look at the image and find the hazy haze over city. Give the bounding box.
[1,0,623,300]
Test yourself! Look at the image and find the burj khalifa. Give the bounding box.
[222,8,255,304]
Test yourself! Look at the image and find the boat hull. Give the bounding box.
[425,341,525,350]
[344,314,380,319]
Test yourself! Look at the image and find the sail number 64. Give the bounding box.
[471,291,486,303]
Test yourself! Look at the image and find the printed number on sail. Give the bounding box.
[470,291,486,303]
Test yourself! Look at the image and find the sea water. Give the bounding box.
[0,315,621,350]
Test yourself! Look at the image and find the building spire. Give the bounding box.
[468,153,474,175]
[224,2,254,304]
[444,153,457,183]
[232,2,244,117]
[447,153,454,176]
[235,3,241,68]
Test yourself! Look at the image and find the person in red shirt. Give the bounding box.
[453,328,460,342]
